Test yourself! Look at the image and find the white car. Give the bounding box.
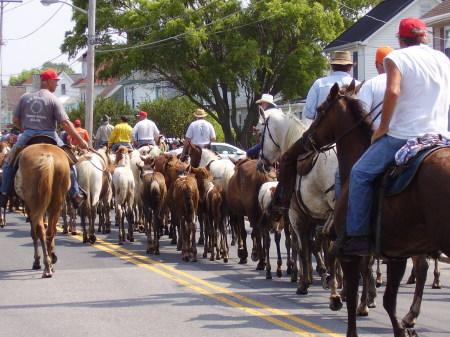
[210,142,247,160]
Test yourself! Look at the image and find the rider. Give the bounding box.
[108,115,133,152]
[131,110,160,148]
[0,69,89,208]
[338,17,450,255]
[183,109,216,150]
[246,94,281,159]
[269,51,358,215]
[94,115,114,149]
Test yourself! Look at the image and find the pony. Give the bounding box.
[112,146,135,245]
[259,109,338,294]
[14,144,71,277]
[302,80,450,337]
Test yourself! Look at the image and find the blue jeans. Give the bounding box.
[95,141,108,150]
[1,129,79,197]
[346,135,406,236]
[246,143,261,159]
[138,140,155,148]
[111,142,132,152]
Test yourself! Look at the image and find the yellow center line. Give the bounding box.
[57,226,344,337]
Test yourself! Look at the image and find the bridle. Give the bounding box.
[303,91,380,154]
[257,115,280,177]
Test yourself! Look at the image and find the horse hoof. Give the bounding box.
[89,236,96,244]
[42,273,52,278]
[251,252,259,263]
[432,284,441,289]
[406,328,419,337]
[266,273,272,280]
[368,301,376,308]
[62,228,68,234]
[32,263,41,270]
[239,258,247,264]
[329,297,343,311]
[376,281,382,288]
[197,237,204,245]
[276,270,282,278]
[170,238,177,245]
[296,287,308,295]
[223,258,228,263]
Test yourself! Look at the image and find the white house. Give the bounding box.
[422,0,450,56]
[324,0,441,81]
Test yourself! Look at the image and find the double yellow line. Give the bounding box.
[58,226,344,337]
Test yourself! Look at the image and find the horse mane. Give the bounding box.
[340,87,374,141]
[199,148,221,167]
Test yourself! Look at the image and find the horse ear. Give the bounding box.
[355,80,365,94]
[329,82,340,99]
[347,79,356,95]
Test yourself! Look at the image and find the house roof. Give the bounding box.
[325,0,416,50]
[422,0,450,18]
[2,86,26,111]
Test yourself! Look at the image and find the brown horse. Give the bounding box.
[302,81,450,337]
[14,144,71,278]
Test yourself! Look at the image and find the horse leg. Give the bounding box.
[340,256,362,337]
[290,229,299,283]
[61,201,69,234]
[117,204,124,245]
[145,208,154,254]
[406,257,416,284]
[126,203,134,242]
[376,258,383,288]
[402,255,428,329]
[190,221,197,262]
[30,223,41,270]
[265,231,272,279]
[274,230,283,278]
[313,231,327,277]
[46,210,60,267]
[237,216,248,264]
[80,205,88,243]
[37,220,52,278]
[197,211,205,245]
[296,225,313,295]
[326,242,343,311]
[384,259,411,337]
[432,258,441,289]
[221,221,229,263]
[357,256,376,316]
[89,205,97,244]
[284,224,292,275]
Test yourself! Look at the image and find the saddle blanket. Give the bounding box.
[395,133,450,165]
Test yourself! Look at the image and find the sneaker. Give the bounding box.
[71,193,86,209]
[335,236,371,257]
[0,194,8,208]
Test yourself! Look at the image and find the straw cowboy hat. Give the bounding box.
[194,109,208,118]
[330,51,356,66]
[255,93,276,105]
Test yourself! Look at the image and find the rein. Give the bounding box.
[306,94,380,154]
[258,115,280,177]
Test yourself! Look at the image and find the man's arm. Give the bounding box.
[60,120,89,149]
[302,81,319,119]
[371,59,401,143]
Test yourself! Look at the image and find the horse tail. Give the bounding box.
[183,185,195,224]
[32,153,54,226]
[149,178,161,210]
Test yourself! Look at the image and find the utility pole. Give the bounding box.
[0,1,22,131]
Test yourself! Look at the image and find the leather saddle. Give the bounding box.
[296,151,318,176]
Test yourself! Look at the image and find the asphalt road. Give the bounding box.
[1,209,449,337]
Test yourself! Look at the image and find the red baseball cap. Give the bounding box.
[136,111,147,117]
[73,120,81,126]
[398,18,426,37]
[40,69,60,81]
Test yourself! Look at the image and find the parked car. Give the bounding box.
[210,142,246,160]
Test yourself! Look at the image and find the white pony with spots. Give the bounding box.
[259,109,338,296]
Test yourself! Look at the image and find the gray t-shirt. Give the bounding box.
[13,89,69,130]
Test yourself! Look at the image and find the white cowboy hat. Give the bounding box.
[194,109,207,118]
[256,94,275,105]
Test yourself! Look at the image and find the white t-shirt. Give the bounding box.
[131,119,160,142]
[358,73,386,128]
[185,119,216,146]
[385,44,450,139]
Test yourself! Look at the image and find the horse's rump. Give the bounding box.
[378,145,450,259]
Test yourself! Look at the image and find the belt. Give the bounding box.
[195,144,209,149]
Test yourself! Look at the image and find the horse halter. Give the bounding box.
[304,91,372,154]
[258,115,280,175]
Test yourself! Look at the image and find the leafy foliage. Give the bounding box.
[62,0,381,145]
[8,62,75,86]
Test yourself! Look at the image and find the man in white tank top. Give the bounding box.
[340,18,450,255]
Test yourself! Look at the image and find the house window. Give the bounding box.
[352,51,358,80]
[61,84,66,95]
[238,112,242,127]
[155,85,160,99]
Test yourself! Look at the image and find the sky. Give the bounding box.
[1,0,83,84]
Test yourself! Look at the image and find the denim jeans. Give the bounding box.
[1,129,79,197]
[138,140,155,148]
[246,143,261,159]
[95,141,108,150]
[111,142,132,152]
[346,135,407,236]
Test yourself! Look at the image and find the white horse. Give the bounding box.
[112,146,135,245]
[259,109,338,295]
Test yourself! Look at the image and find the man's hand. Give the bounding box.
[371,126,388,144]
[78,139,89,150]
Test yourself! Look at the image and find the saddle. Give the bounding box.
[296,151,318,176]
[373,145,450,257]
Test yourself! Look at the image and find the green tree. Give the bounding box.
[8,62,76,86]
[63,0,381,145]
[138,96,225,141]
